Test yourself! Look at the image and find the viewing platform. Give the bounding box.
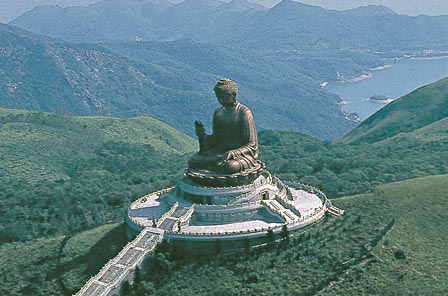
[126,171,330,242]
[75,78,342,296]
[77,171,337,295]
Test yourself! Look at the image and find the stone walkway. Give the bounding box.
[75,228,164,296]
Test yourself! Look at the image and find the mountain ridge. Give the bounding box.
[339,77,448,144]
[0,25,354,140]
[9,0,448,53]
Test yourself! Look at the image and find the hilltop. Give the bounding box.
[121,174,448,295]
[0,108,195,243]
[4,173,445,295]
[1,76,448,294]
[339,77,448,144]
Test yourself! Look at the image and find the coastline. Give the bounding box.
[332,54,448,85]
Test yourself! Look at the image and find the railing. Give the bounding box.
[227,187,259,206]
[75,228,164,296]
[156,202,179,227]
[275,195,302,217]
[178,205,195,225]
[180,171,272,192]
[167,224,284,237]
[327,205,344,216]
[195,200,260,210]
[129,186,174,210]
[179,177,257,192]
[283,181,328,202]
[262,199,300,223]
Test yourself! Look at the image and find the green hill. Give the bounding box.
[3,174,446,295]
[132,174,446,295]
[339,77,448,144]
[0,223,128,295]
[0,108,195,243]
[328,174,448,294]
[1,75,448,294]
[258,114,448,198]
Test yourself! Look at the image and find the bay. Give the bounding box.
[326,57,448,120]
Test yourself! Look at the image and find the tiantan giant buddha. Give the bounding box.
[187,78,265,186]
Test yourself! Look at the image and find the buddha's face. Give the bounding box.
[216,91,236,107]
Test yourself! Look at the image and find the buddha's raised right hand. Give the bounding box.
[194,120,205,138]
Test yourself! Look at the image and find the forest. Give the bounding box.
[1,104,447,294]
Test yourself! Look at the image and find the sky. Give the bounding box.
[1,0,448,23]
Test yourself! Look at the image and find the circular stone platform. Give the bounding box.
[126,171,329,250]
[185,161,266,187]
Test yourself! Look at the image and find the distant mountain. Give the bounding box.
[338,77,448,144]
[0,24,354,139]
[217,0,267,12]
[10,0,448,53]
[345,5,396,16]
[292,0,448,17]
[10,0,448,85]
[9,0,174,43]
[214,0,448,51]
[0,0,100,23]
[9,0,266,43]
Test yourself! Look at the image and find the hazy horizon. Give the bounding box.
[1,0,448,24]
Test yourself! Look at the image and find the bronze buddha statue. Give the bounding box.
[187,78,264,186]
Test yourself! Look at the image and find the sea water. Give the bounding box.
[326,57,448,120]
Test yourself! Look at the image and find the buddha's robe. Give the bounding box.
[188,102,259,174]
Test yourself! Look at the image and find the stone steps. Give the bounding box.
[327,206,344,216]
[263,200,300,223]
[75,228,164,296]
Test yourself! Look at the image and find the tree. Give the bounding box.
[214,239,222,254]
[267,229,274,247]
[121,281,131,296]
[243,237,250,252]
[134,281,156,296]
[281,224,289,243]
[133,266,142,288]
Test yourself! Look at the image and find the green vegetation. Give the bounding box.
[339,77,448,144]
[1,74,448,295]
[59,223,128,293]
[259,121,448,197]
[5,175,446,295]
[329,175,448,294]
[0,222,127,295]
[0,108,195,242]
[123,174,447,295]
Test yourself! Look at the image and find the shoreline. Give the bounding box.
[331,54,448,85]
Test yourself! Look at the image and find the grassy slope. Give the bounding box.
[0,108,195,242]
[328,174,448,294]
[121,174,447,296]
[2,72,448,294]
[0,108,195,182]
[0,223,127,295]
[3,175,446,295]
[258,114,448,198]
[339,77,448,144]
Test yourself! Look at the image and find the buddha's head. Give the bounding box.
[214,78,238,107]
